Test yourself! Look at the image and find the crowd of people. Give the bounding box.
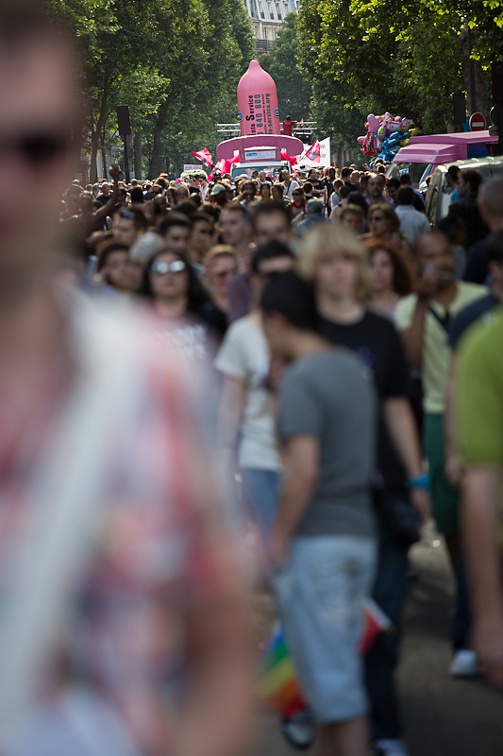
[1,2,503,755]
[55,152,503,756]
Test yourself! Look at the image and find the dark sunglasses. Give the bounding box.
[152,260,186,276]
[0,130,71,168]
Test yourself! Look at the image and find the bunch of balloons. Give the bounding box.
[357,112,419,164]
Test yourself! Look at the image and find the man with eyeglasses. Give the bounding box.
[0,2,252,754]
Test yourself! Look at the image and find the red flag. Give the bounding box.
[209,155,239,180]
[304,140,321,163]
[280,149,298,168]
[359,598,392,654]
[191,147,213,168]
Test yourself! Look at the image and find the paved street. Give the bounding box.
[250,528,503,756]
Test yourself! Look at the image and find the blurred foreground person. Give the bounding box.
[457,306,503,687]
[0,4,252,754]
[262,272,377,756]
[395,232,485,678]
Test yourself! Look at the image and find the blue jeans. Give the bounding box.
[240,467,281,548]
[365,515,409,741]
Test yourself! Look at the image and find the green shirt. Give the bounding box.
[457,306,503,467]
[395,282,486,414]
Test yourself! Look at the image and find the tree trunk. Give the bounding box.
[101,123,107,180]
[459,28,490,119]
[89,87,109,183]
[134,131,143,179]
[149,100,169,178]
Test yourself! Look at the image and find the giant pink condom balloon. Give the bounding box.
[237,60,281,137]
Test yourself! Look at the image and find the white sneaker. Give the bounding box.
[374,739,409,756]
[448,649,478,678]
[281,710,315,750]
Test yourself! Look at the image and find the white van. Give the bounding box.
[425,156,503,227]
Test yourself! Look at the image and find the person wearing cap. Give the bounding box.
[210,183,228,208]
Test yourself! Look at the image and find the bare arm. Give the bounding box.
[444,353,463,486]
[173,385,253,756]
[174,596,254,756]
[273,436,319,563]
[462,466,503,686]
[382,397,430,521]
[215,375,246,475]
[89,166,120,230]
[399,268,445,368]
[399,298,428,368]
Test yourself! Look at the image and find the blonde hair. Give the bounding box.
[298,223,370,301]
[204,244,238,267]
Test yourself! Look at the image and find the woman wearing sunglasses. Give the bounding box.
[366,204,413,259]
[138,249,227,423]
[289,187,306,219]
[138,248,227,338]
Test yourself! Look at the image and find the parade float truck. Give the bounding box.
[216,60,304,180]
[387,129,499,190]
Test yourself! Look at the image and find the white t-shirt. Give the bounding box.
[283,180,299,200]
[215,317,281,471]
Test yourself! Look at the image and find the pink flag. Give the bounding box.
[191,147,214,168]
[280,149,298,168]
[304,140,321,163]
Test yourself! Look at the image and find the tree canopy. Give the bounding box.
[49,0,254,179]
[296,0,502,153]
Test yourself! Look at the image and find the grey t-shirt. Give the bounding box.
[278,349,377,538]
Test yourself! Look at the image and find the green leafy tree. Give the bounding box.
[297,0,502,158]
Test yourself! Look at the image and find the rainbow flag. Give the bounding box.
[256,627,307,718]
[257,602,391,716]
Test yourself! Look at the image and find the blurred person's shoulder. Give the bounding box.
[394,293,418,329]
[69,288,193,389]
[459,305,503,365]
[454,281,487,311]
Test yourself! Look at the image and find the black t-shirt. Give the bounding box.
[448,196,489,248]
[319,311,412,491]
[464,238,489,285]
[189,300,228,339]
[448,293,499,350]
